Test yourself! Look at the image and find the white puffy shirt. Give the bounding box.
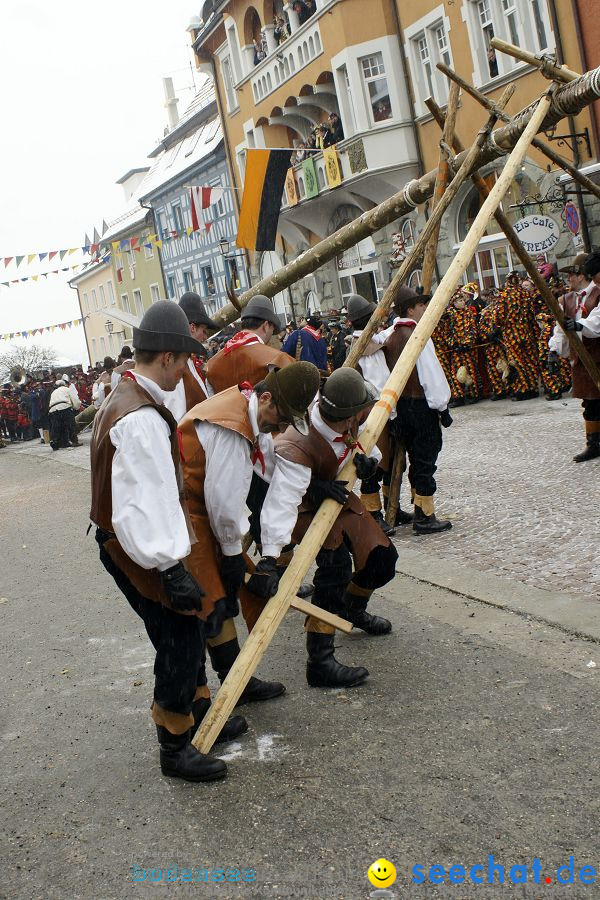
[109,373,191,571]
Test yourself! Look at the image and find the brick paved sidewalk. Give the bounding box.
[391,394,600,599]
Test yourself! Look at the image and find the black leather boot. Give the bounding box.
[208,638,286,704]
[191,697,248,743]
[306,632,369,688]
[370,509,396,538]
[344,592,391,635]
[156,726,227,782]
[394,507,413,525]
[413,503,452,534]
[573,435,600,462]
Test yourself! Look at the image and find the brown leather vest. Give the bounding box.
[561,286,600,399]
[182,364,208,412]
[383,326,425,399]
[178,386,255,520]
[206,342,293,393]
[90,377,195,606]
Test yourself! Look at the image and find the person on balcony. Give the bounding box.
[253,36,267,66]
[274,14,289,43]
[324,112,344,146]
[292,0,311,25]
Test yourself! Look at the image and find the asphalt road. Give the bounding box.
[1,425,599,900]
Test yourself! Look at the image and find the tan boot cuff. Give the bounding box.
[304,615,335,635]
[585,420,600,435]
[360,492,382,513]
[193,685,210,701]
[345,582,372,600]
[414,494,435,516]
[207,617,237,647]
[276,549,293,568]
[151,701,193,735]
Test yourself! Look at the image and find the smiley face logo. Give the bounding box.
[368,858,397,888]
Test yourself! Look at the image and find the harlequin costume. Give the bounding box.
[477,299,508,400]
[446,291,480,405]
[494,281,540,400]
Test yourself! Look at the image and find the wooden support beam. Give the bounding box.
[437,62,600,205]
[426,95,600,394]
[490,37,579,83]
[343,88,514,370]
[193,91,553,756]
[290,598,353,633]
[421,81,461,293]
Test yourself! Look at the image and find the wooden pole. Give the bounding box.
[343,87,514,371]
[193,91,553,756]
[426,96,600,393]
[436,62,600,205]
[421,81,461,293]
[490,37,580,83]
[384,441,405,529]
[209,67,600,330]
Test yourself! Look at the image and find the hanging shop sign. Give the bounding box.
[513,215,561,254]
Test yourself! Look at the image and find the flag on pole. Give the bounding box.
[201,186,225,209]
[190,186,204,232]
[236,149,292,251]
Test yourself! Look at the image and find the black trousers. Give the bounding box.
[389,398,443,497]
[312,542,398,614]
[582,399,600,421]
[49,409,72,449]
[97,534,206,717]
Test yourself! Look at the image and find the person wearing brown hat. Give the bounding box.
[177,361,320,702]
[90,301,237,784]
[383,287,453,535]
[205,294,293,393]
[548,252,600,461]
[249,367,399,688]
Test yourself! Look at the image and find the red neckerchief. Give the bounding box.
[577,291,589,318]
[394,318,417,331]
[121,370,137,382]
[303,324,322,341]
[224,330,261,355]
[190,355,206,383]
[333,432,365,464]
[251,439,266,475]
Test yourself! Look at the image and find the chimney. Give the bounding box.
[163,77,180,132]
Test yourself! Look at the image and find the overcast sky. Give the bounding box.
[0,0,203,366]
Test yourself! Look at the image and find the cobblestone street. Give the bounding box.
[391,393,600,600]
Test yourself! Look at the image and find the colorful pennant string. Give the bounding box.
[1,317,86,341]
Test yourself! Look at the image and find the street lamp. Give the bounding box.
[219,237,246,258]
[104,320,114,333]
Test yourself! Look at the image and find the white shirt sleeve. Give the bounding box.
[416,339,451,411]
[260,454,312,559]
[68,383,81,411]
[110,408,191,571]
[94,381,106,409]
[195,421,252,556]
[111,371,121,390]
[581,305,600,338]
[548,323,570,357]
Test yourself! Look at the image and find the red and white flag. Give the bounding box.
[201,186,225,209]
[190,187,204,232]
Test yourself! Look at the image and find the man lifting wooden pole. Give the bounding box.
[193,91,554,756]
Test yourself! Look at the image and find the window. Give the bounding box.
[143,236,154,259]
[156,210,167,240]
[106,280,115,305]
[91,337,97,361]
[183,270,194,293]
[467,0,553,85]
[133,289,144,318]
[360,52,392,123]
[92,289,98,311]
[99,285,106,308]
[121,293,131,314]
[150,284,161,303]
[225,258,241,290]
[172,204,184,233]
[406,13,453,111]
[221,55,236,112]
[167,275,176,299]
[100,336,106,355]
[125,248,135,269]
[201,265,216,296]
[82,292,89,314]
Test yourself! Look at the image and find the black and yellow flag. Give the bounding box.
[236,149,293,251]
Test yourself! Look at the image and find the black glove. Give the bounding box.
[219,553,246,600]
[563,316,583,332]
[246,556,280,599]
[353,452,378,480]
[547,350,561,376]
[307,478,350,506]
[439,408,453,428]
[160,562,205,612]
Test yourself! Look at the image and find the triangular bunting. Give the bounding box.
[27,254,36,264]
[59,249,68,260]
[16,256,25,267]
[39,253,47,262]
[134,246,141,253]
[48,251,58,261]
[3,257,13,267]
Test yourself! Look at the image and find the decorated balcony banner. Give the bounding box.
[323,147,343,188]
[237,149,293,251]
[302,157,319,199]
[284,168,299,206]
